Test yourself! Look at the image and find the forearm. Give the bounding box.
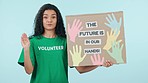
[24,48,33,74]
[75,65,99,74]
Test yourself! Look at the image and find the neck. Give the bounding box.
[42,30,56,38]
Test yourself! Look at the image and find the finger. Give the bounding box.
[73,46,75,53]
[21,35,26,44]
[70,50,73,56]
[105,23,112,28]
[79,27,83,31]
[21,37,27,47]
[104,60,109,67]
[108,62,112,66]
[101,57,105,65]
[76,45,78,53]
[107,60,112,66]
[21,38,25,44]
[119,17,122,27]
[106,62,111,67]
[103,60,108,67]
[110,61,113,66]
[22,33,27,38]
[107,63,111,67]
[107,14,113,22]
[82,54,86,60]
[106,17,111,24]
[79,45,82,54]
[21,35,24,41]
[110,29,113,35]
[91,55,95,64]
[97,54,101,62]
[94,54,97,62]
[120,44,124,50]
[75,19,80,28]
[112,13,117,22]
[77,21,82,29]
[72,19,77,28]
[21,33,25,40]
[115,31,120,38]
[22,33,28,41]
[21,38,24,45]
[68,24,71,32]
[117,40,122,43]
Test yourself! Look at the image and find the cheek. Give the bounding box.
[43,19,46,24]
[43,21,45,26]
[53,20,57,25]
[54,18,57,23]
[43,21,47,28]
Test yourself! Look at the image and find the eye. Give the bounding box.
[43,16,48,19]
[52,16,57,19]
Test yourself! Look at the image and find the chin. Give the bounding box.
[45,28,55,31]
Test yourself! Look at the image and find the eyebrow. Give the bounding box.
[43,14,56,16]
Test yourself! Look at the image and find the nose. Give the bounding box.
[47,17,52,23]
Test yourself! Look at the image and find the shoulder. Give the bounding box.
[29,36,41,43]
[57,36,67,46]
[57,36,66,41]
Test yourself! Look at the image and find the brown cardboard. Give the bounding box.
[66,11,126,66]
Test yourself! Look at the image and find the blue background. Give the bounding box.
[0,0,148,83]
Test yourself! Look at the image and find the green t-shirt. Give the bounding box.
[18,35,68,83]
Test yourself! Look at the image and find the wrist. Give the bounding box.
[73,62,80,66]
[70,38,75,42]
[24,47,30,51]
[116,58,124,63]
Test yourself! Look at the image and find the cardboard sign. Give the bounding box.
[66,11,126,66]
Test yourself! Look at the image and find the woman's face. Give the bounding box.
[43,9,57,31]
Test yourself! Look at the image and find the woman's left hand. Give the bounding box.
[103,60,113,67]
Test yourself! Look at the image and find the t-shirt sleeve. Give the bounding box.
[18,40,35,67]
[64,39,74,68]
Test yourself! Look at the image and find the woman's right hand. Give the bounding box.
[21,33,33,74]
[21,33,30,49]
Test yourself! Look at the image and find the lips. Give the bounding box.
[47,24,52,26]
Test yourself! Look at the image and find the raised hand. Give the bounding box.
[70,45,86,66]
[68,19,83,42]
[91,54,104,66]
[105,13,122,34]
[103,29,121,50]
[21,33,30,49]
[107,41,124,63]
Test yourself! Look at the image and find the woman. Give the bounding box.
[18,3,112,83]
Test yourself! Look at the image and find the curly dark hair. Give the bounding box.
[31,3,66,38]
